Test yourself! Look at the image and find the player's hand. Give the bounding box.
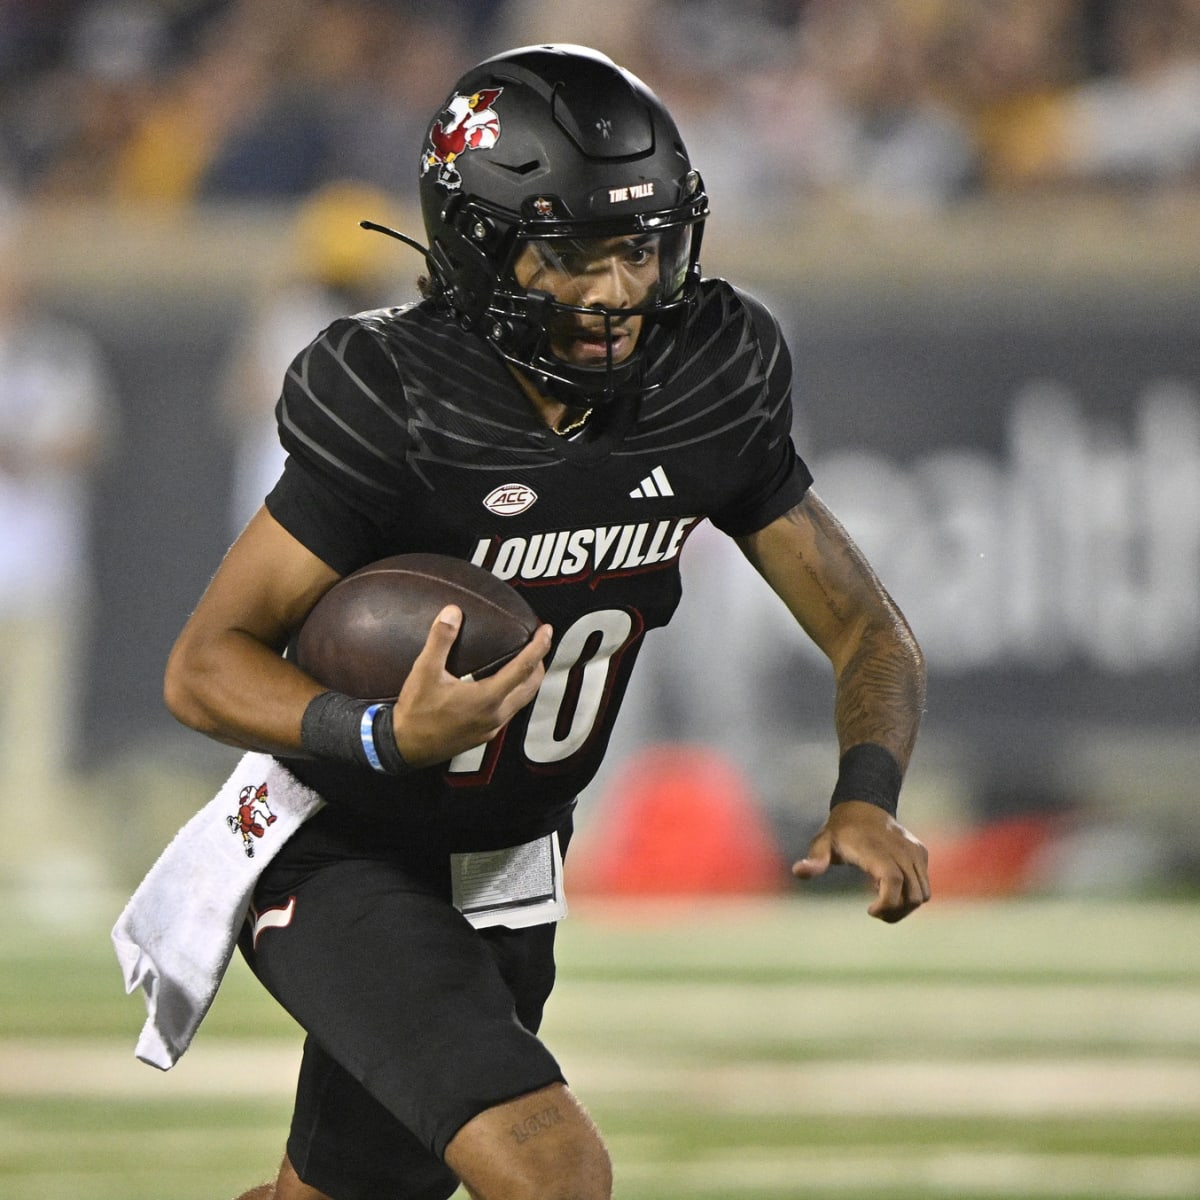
[793,800,930,923]
[391,605,552,768]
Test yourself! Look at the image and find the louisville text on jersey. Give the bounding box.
[470,516,700,585]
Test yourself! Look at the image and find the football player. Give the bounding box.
[164,44,930,1200]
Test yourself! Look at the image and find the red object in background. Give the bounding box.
[571,745,788,896]
[926,814,1061,898]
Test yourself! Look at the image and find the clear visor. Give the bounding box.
[509,226,694,314]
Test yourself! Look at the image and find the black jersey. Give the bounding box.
[267,278,812,852]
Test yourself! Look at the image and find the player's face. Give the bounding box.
[512,234,662,367]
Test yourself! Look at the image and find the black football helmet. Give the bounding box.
[415,44,708,406]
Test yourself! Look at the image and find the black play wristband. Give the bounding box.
[300,691,413,775]
[830,743,902,817]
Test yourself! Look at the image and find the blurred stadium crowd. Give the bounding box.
[1,0,1199,217]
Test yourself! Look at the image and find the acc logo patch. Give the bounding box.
[484,483,537,516]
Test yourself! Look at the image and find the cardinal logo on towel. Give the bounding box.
[226,781,277,858]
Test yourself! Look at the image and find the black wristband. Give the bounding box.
[830,743,902,816]
[300,691,413,775]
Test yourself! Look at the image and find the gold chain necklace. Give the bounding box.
[554,405,594,437]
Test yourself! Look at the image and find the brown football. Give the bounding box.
[295,553,539,700]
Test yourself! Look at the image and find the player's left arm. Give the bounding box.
[735,489,931,922]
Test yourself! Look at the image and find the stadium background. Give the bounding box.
[0,1,1197,1196]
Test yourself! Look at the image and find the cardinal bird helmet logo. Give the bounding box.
[421,88,504,191]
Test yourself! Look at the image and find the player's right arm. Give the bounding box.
[164,506,346,756]
[163,506,550,766]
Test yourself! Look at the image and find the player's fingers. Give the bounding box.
[867,848,930,923]
[912,839,932,905]
[792,832,833,880]
[498,622,554,678]
[409,604,464,679]
[895,831,932,909]
[468,624,552,727]
[479,623,552,689]
[866,861,909,922]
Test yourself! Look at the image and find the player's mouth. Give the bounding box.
[566,324,635,365]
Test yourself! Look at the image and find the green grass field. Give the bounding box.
[2,894,1198,1199]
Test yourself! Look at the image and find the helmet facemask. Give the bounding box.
[482,214,703,406]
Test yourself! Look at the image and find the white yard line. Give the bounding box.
[544,978,1200,1047]
[0,1040,302,1099]
[566,1053,1200,1116]
[6,1040,1200,1116]
[613,1148,1200,1198]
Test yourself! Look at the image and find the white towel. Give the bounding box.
[111,751,324,1070]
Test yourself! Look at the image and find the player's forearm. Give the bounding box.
[832,613,925,770]
[735,495,927,769]
[163,626,322,757]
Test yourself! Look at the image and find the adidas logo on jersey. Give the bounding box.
[630,466,674,499]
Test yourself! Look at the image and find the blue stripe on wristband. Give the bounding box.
[360,703,386,772]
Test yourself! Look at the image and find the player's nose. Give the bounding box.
[577,258,631,310]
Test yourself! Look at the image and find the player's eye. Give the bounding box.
[620,237,656,267]
[558,251,590,274]
[532,241,588,274]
